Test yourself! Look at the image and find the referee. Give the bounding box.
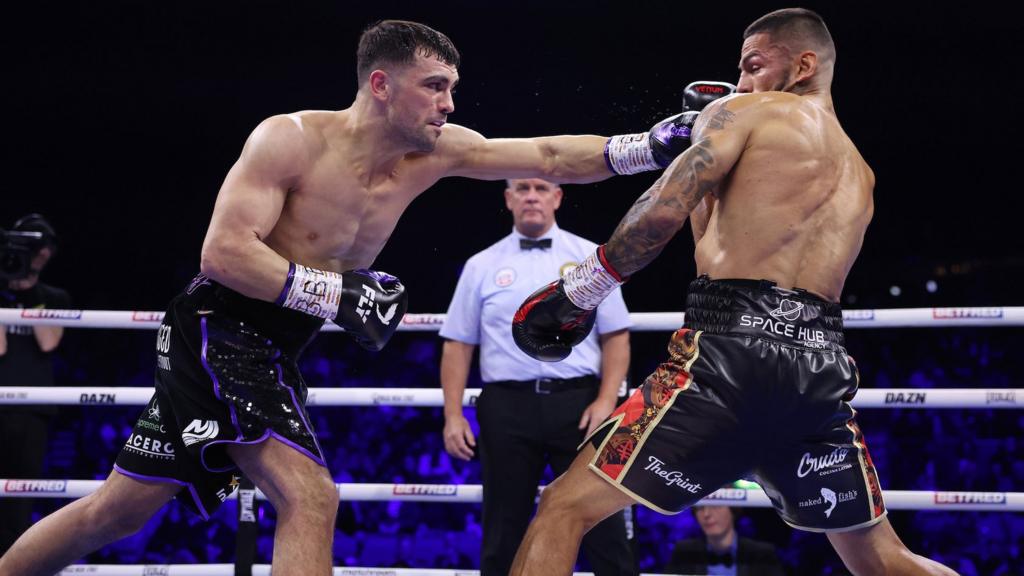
[439,178,635,576]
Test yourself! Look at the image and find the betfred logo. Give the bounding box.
[132,311,164,322]
[400,314,445,326]
[843,309,875,321]
[704,488,748,501]
[392,484,457,496]
[20,308,82,320]
[932,307,1003,319]
[934,492,1006,505]
[5,480,67,493]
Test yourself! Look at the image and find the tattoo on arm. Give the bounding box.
[604,105,736,276]
[695,106,736,135]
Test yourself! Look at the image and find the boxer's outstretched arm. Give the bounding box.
[201,115,309,302]
[603,98,753,276]
[439,124,612,184]
[439,85,734,184]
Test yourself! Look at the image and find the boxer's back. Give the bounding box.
[695,92,874,301]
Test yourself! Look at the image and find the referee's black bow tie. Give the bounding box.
[520,238,552,250]
[706,550,734,567]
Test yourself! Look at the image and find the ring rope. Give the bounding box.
[4,479,1019,511]
[0,386,1018,409]
[57,565,673,576]
[1,307,1021,331]
[6,305,1017,570]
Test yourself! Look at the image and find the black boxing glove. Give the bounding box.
[605,80,736,175]
[513,246,626,362]
[334,269,408,351]
[276,263,408,351]
[682,81,736,112]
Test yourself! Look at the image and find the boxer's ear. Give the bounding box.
[368,69,391,101]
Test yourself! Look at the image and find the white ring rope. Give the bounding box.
[5,306,1012,575]
[5,479,1019,512]
[0,386,1018,409]
[1,307,1021,331]
[57,565,675,576]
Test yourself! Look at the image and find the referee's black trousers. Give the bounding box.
[476,383,636,576]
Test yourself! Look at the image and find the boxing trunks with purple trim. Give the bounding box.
[585,275,887,532]
[115,274,325,518]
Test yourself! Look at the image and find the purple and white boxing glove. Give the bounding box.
[604,81,736,175]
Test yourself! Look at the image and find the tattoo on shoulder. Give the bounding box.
[694,105,736,136]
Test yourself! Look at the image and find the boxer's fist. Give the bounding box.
[512,280,596,362]
[605,81,735,175]
[513,246,624,362]
[334,269,408,351]
[648,81,737,166]
[647,111,701,168]
[682,81,736,112]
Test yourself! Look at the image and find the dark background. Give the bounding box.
[3,0,1022,311]
[3,1,1022,573]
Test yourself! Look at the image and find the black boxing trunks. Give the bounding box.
[585,275,886,533]
[114,274,326,518]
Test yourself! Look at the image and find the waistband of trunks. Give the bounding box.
[683,275,845,349]
[178,274,325,356]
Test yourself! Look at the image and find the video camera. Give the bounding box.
[0,214,58,281]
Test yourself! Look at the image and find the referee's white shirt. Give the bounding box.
[439,223,631,383]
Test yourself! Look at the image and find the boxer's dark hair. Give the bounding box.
[357,20,460,84]
[744,8,835,64]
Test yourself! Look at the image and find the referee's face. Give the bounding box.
[693,505,735,540]
[505,178,563,238]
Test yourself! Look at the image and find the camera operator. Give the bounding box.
[0,214,71,555]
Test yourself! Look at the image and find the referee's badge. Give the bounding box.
[559,261,579,278]
[495,267,517,287]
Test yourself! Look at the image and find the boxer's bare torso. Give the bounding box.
[200,54,610,302]
[690,91,874,302]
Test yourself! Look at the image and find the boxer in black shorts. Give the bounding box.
[511,8,955,576]
[0,18,704,576]
[586,276,884,532]
[114,275,327,518]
